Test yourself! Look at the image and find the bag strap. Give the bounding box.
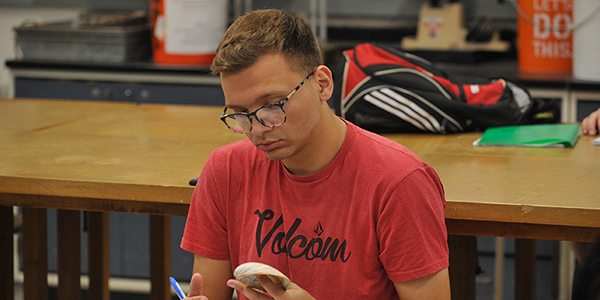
[350,44,460,102]
[351,43,442,78]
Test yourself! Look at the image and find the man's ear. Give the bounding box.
[314,65,334,102]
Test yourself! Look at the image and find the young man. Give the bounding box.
[181,9,450,300]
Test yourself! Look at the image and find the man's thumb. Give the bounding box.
[187,273,203,297]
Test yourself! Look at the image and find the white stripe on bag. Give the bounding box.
[384,86,464,132]
[378,88,442,132]
[364,94,431,132]
[369,91,437,132]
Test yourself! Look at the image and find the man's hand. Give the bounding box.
[227,275,316,300]
[582,108,600,135]
[184,273,209,300]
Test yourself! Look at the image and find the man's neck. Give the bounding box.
[282,112,348,176]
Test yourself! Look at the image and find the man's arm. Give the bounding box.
[393,268,451,300]
[188,254,234,300]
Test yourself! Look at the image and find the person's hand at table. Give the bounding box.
[227,275,316,300]
[581,108,600,135]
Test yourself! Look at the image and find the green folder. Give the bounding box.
[473,124,581,148]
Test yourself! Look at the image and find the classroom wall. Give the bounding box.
[252,0,516,20]
[0,7,80,98]
[0,0,517,98]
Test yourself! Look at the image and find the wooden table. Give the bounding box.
[0,98,243,300]
[1,98,599,300]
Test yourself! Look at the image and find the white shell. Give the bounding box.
[234,262,291,291]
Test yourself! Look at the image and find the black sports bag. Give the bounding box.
[332,43,558,133]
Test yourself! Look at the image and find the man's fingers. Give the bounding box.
[187,273,203,297]
[257,275,286,298]
[227,279,272,300]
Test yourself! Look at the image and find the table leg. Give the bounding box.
[88,211,110,300]
[494,237,505,300]
[57,209,81,300]
[448,235,477,300]
[558,241,575,300]
[150,215,171,300]
[22,207,48,300]
[515,238,536,300]
[0,206,14,300]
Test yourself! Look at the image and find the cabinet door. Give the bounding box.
[40,210,193,280]
[572,91,600,122]
[14,78,225,106]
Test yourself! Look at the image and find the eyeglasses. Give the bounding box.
[220,71,314,134]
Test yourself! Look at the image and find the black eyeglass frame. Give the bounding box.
[220,71,315,134]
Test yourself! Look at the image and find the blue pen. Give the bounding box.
[170,276,187,300]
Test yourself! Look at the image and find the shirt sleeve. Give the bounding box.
[377,165,449,282]
[181,150,231,260]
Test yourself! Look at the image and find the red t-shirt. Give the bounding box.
[181,120,448,299]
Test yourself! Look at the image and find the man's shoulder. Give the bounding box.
[203,139,269,181]
[206,139,255,164]
[210,139,275,168]
[343,124,439,187]
[215,139,255,152]
[350,124,423,163]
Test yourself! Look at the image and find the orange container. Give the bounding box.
[149,0,225,65]
[517,0,573,74]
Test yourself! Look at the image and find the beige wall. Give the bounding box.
[0,7,81,98]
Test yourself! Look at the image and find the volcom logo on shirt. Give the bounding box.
[254,209,351,263]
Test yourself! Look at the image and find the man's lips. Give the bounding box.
[257,140,281,151]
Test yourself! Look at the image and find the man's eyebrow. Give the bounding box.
[225,104,246,110]
[225,90,287,110]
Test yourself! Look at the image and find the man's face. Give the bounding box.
[220,53,322,162]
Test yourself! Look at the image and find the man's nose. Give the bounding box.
[249,117,272,136]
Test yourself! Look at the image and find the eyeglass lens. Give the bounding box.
[225,105,286,133]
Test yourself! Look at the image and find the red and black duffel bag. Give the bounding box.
[332,43,558,133]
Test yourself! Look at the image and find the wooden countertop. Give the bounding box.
[0,99,243,214]
[1,98,599,241]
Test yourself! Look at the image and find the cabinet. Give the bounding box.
[572,89,600,122]
[530,85,600,123]
[7,60,224,106]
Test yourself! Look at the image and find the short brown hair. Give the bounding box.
[210,9,322,75]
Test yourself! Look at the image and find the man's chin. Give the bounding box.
[260,146,293,162]
[263,151,284,161]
